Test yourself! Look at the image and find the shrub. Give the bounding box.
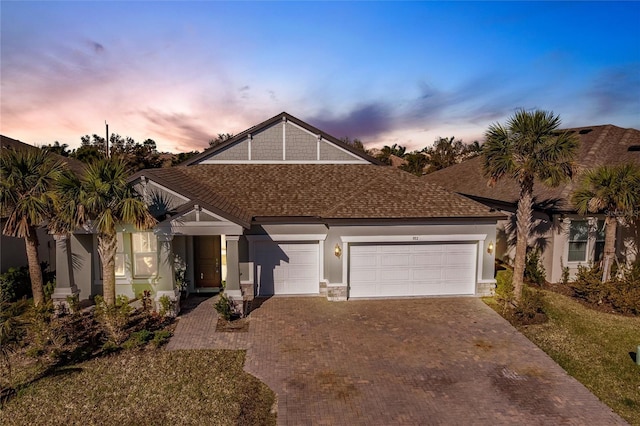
[495,269,514,306]
[513,286,548,325]
[214,294,234,321]
[524,250,546,286]
[151,330,172,348]
[157,295,174,317]
[122,330,153,350]
[606,263,640,315]
[0,267,31,303]
[569,264,606,304]
[94,295,132,346]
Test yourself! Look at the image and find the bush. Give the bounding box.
[214,294,234,321]
[569,264,605,304]
[606,263,640,315]
[524,250,546,286]
[495,269,514,305]
[94,295,133,346]
[0,267,31,303]
[151,330,172,348]
[122,330,153,350]
[513,286,548,325]
[0,263,56,303]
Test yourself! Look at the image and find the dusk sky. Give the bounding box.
[1,1,639,153]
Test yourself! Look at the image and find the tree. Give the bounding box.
[399,151,428,176]
[209,133,235,147]
[68,157,156,306]
[42,141,71,157]
[571,163,640,282]
[424,136,466,172]
[483,109,579,303]
[340,137,369,154]
[0,149,65,306]
[171,151,200,166]
[376,144,406,165]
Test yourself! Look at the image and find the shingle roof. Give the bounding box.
[137,164,503,225]
[1,135,86,175]
[423,125,640,212]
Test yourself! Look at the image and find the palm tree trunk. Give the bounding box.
[97,232,118,306]
[513,178,534,303]
[601,215,617,282]
[24,227,44,306]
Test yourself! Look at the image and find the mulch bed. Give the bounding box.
[216,317,250,333]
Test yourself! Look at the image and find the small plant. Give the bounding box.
[174,255,189,293]
[561,266,571,286]
[495,269,514,308]
[569,264,605,304]
[0,296,30,387]
[65,294,80,314]
[140,290,153,312]
[512,286,548,325]
[122,329,153,350]
[524,249,546,286]
[157,295,174,317]
[214,294,235,321]
[151,330,172,348]
[94,295,132,346]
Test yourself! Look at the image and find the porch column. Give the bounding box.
[224,235,242,299]
[155,233,179,315]
[50,234,79,308]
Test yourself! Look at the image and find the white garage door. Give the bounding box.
[254,242,319,296]
[349,243,477,298]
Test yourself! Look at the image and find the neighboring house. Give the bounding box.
[52,112,503,307]
[424,125,640,283]
[0,135,84,274]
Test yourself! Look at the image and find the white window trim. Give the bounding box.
[565,217,603,265]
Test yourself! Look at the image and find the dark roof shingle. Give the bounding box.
[423,125,640,212]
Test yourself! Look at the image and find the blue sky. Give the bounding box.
[1,1,639,152]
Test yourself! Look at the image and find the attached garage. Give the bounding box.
[254,241,320,296]
[349,243,477,298]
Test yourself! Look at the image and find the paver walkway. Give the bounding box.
[167,296,627,425]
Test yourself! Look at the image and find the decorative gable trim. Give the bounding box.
[184,112,382,165]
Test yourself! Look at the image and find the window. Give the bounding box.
[568,220,588,262]
[132,232,157,277]
[115,233,125,276]
[594,223,605,263]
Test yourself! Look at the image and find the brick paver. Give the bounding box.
[167,296,627,425]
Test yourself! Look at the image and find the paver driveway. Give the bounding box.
[167,296,626,425]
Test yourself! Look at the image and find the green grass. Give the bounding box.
[487,290,640,425]
[0,350,276,426]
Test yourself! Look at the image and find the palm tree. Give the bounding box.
[483,109,579,302]
[571,163,640,282]
[376,144,406,165]
[68,157,156,306]
[0,149,64,306]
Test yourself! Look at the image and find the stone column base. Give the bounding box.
[327,284,348,301]
[51,286,80,313]
[477,280,497,297]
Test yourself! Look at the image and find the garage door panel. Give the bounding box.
[255,242,319,296]
[349,243,476,297]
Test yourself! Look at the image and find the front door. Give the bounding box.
[195,236,222,288]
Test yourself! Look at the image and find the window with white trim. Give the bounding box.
[132,232,157,277]
[568,220,589,262]
[115,233,126,276]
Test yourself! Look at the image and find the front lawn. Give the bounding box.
[487,289,640,425]
[0,350,276,426]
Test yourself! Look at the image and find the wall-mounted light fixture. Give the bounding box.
[487,241,494,254]
[334,243,342,258]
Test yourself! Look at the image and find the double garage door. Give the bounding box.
[349,243,477,298]
[254,242,319,296]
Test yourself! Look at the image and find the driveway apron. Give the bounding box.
[168,296,626,425]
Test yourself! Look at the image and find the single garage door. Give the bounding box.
[349,243,476,298]
[254,242,319,296]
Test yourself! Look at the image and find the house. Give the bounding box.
[51,112,504,309]
[423,124,640,283]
